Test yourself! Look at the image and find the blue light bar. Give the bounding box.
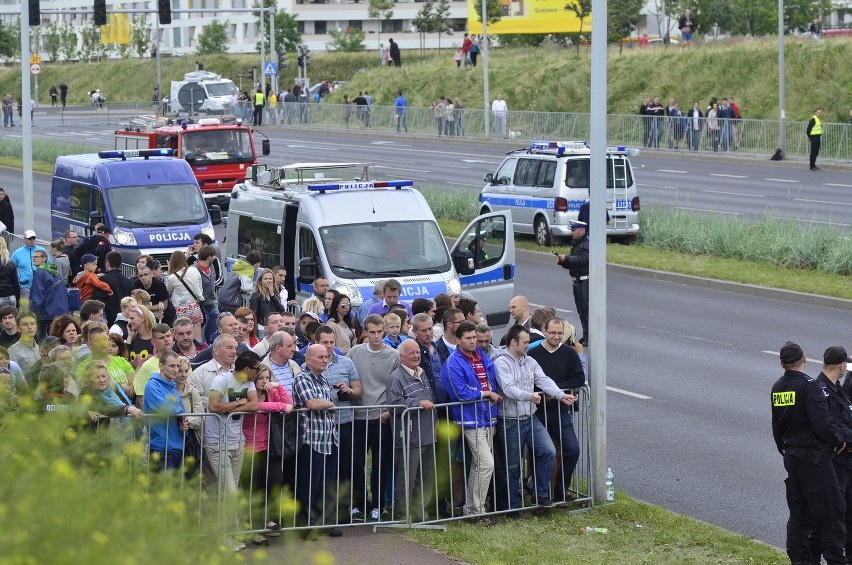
[98,149,175,160]
[307,180,414,192]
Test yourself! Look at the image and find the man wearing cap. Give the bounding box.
[10,230,48,308]
[556,221,589,346]
[771,341,850,565]
[817,346,852,563]
[73,223,112,273]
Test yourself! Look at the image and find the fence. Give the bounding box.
[89,392,593,538]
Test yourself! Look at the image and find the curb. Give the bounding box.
[607,263,852,311]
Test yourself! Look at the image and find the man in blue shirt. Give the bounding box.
[10,230,47,305]
[394,90,408,133]
[144,351,189,471]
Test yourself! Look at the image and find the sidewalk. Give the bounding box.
[250,525,465,564]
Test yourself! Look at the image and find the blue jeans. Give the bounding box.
[499,416,555,509]
[201,304,219,344]
[537,403,580,495]
[150,449,184,471]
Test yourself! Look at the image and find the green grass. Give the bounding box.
[406,495,785,564]
[2,38,850,121]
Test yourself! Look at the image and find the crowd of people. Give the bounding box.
[0,229,590,548]
[639,95,743,152]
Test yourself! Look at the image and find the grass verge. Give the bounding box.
[406,495,785,565]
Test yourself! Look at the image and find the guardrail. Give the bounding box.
[88,392,593,538]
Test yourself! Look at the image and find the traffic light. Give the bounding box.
[158,0,172,25]
[28,0,40,26]
[277,49,286,69]
[297,45,310,67]
[93,0,106,26]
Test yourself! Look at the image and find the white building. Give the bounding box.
[1,0,471,55]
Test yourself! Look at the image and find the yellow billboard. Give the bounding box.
[467,0,589,34]
[101,14,131,45]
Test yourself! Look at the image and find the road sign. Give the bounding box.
[30,63,41,75]
[30,53,41,65]
[263,62,278,77]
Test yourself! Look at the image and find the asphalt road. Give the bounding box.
[3,113,850,548]
[6,110,852,230]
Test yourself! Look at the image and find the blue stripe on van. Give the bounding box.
[460,264,515,286]
[482,196,630,211]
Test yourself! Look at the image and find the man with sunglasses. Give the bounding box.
[435,308,464,365]
[10,230,47,308]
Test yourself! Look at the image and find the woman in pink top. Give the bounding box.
[242,365,293,545]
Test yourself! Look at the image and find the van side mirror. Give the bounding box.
[452,249,474,276]
[298,257,320,283]
[88,211,104,229]
[484,172,494,184]
[261,139,270,156]
[208,205,222,226]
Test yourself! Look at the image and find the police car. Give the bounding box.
[479,140,640,245]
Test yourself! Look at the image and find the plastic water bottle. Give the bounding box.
[605,467,615,502]
[581,527,609,534]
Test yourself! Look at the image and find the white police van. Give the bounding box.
[225,162,516,325]
[479,140,640,245]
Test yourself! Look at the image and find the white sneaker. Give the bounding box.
[370,508,380,521]
[350,508,365,522]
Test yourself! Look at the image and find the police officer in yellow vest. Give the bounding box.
[806,108,823,170]
[771,341,850,565]
[253,88,265,127]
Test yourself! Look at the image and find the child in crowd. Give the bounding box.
[74,253,112,303]
[381,312,409,349]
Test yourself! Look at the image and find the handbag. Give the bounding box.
[173,270,202,321]
[268,411,298,460]
[183,429,202,476]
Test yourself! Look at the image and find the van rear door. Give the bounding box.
[450,211,515,327]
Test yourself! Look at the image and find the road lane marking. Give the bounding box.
[709,173,749,179]
[438,164,477,169]
[462,159,502,165]
[764,178,797,183]
[638,183,681,189]
[607,386,652,400]
[675,207,742,215]
[825,183,852,188]
[762,351,820,365]
[796,218,850,227]
[392,167,431,173]
[657,169,688,173]
[795,198,852,206]
[446,181,475,187]
[702,190,766,198]
[636,325,732,345]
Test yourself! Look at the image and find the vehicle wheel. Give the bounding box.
[611,234,637,245]
[534,217,552,247]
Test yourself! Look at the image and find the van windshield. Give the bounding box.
[182,129,254,163]
[107,184,208,227]
[206,81,237,97]
[320,221,451,278]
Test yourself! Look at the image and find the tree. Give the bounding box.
[411,2,437,60]
[254,1,301,56]
[470,0,504,27]
[60,23,79,63]
[327,28,366,51]
[367,0,394,47]
[131,16,152,58]
[78,20,104,62]
[433,0,453,51]
[498,34,547,47]
[608,0,645,52]
[564,0,591,53]
[0,22,14,60]
[196,19,229,54]
[44,23,62,62]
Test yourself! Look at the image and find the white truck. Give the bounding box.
[169,70,237,116]
[224,162,516,326]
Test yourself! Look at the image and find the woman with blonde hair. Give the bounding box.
[80,359,142,447]
[248,268,285,332]
[166,250,204,341]
[126,305,155,369]
[0,237,19,308]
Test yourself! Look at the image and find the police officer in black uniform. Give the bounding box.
[817,346,852,563]
[771,341,849,565]
[556,221,589,346]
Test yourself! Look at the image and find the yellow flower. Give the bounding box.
[312,550,336,565]
[51,459,76,481]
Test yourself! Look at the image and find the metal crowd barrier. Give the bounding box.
[92,391,594,538]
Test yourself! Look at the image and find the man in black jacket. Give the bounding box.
[97,251,133,326]
[556,221,589,346]
[74,223,111,273]
[0,187,14,234]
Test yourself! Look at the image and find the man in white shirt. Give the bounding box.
[491,95,508,138]
[252,312,285,359]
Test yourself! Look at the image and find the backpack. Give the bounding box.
[217,272,243,313]
[770,148,784,161]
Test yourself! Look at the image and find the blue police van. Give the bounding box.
[51,149,221,269]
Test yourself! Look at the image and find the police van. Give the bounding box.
[479,140,640,245]
[225,162,515,325]
[51,149,221,268]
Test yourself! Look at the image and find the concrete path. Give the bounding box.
[249,525,466,564]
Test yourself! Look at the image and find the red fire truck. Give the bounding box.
[115,117,270,210]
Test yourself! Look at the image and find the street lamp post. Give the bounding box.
[778,0,786,156]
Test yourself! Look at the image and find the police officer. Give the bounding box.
[817,346,852,563]
[771,341,849,565]
[556,221,589,346]
[806,107,823,171]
